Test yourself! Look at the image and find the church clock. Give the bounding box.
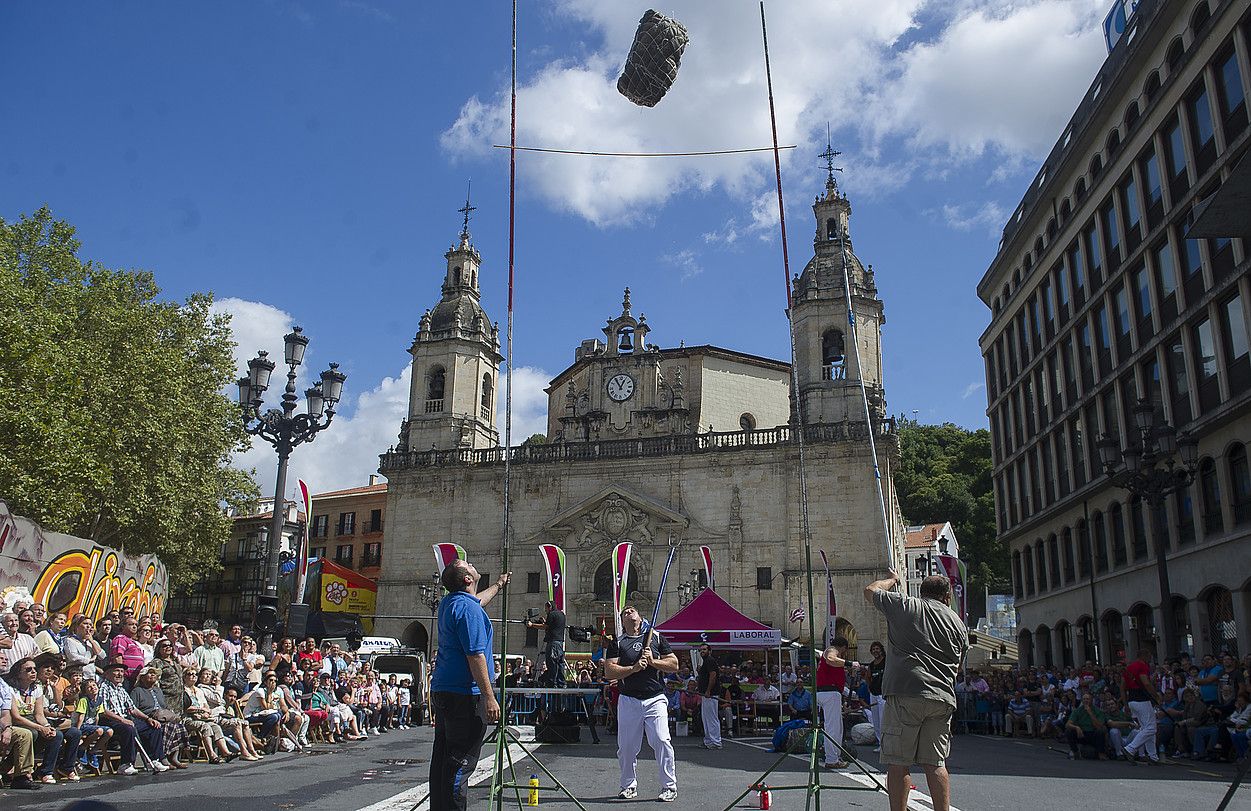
[606,373,635,402]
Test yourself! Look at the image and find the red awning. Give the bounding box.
[654,589,781,649]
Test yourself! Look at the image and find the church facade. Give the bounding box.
[376,172,906,658]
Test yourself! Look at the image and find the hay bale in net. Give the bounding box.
[617,9,689,108]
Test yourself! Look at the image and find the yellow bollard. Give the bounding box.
[528,773,540,806]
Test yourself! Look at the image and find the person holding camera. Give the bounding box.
[527,601,567,688]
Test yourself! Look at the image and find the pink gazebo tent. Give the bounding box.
[654,588,782,649]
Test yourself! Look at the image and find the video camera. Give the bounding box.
[524,607,541,625]
[569,625,594,643]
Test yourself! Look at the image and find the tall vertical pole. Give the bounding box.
[261,447,290,657]
[1082,499,1102,664]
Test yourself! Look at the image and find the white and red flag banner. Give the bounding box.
[611,541,633,638]
[819,550,837,648]
[538,544,567,613]
[296,479,313,602]
[789,606,806,624]
[699,545,714,590]
[432,543,466,577]
[937,554,968,621]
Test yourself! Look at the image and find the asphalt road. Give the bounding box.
[2,725,1245,810]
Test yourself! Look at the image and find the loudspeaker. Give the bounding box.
[287,604,310,639]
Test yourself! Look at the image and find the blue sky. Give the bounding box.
[1,0,1113,494]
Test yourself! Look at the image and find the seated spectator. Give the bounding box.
[220,684,266,759]
[1226,693,1250,762]
[1,613,40,674]
[1,664,39,790]
[181,668,235,762]
[1037,697,1059,739]
[135,619,157,662]
[1192,700,1228,762]
[1171,688,1211,758]
[1102,697,1134,759]
[752,680,782,724]
[295,638,323,673]
[257,671,303,750]
[7,655,81,784]
[679,678,702,725]
[1007,691,1033,737]
[788,682,812,721]
[61,615,106,681]
[1156,688,1183,752]
[71,677,113,774]
[1064,692,1108,760]
[243,676,284,748]
[779,665,798,690]
[1195,655,1223,706]
[278,670,311,746]
[314,674,361,742]
[33,613,69,656]
[129,665,188,769]
[150,638,188,704]
[110,617,147,683]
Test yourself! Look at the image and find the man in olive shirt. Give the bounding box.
[864,571,968,811]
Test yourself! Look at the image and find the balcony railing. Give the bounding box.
[380,418,896,472]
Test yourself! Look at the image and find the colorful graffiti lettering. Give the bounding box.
[0,500,167,622]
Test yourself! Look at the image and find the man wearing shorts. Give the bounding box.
[864,571,968,811]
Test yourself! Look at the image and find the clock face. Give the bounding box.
[606,373,635,402]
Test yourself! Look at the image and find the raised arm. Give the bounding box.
[476,573,511,609]
[863,570,901,603]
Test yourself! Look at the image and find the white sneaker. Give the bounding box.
[151,761,170,772]
[617,787,637,800]
[299,737,311,747]
[120,764,139,776]
[658,789,678,802]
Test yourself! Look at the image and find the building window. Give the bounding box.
[336,512,356,536]
[525,626,539,647]
[1129,495,1148,560]
[1163,116,1189,198]
[821,329,846,380]
[335,544,353,565]
[312,514,329,538]
[1176,489,1196,545]
[368,509,383,533]
[426,366,446,413]
[594,559,637,600]
[478,572,491,592]
[1034,542,1047,592]
[311,546,326,560]
[756,567,773,590]
[1048,534,1061,586]
[1192,317,1221,413]
[1188,81,1216,174]
[1076,520,1091,578]
[522,572,539,594]
[1215,46,1248,140]
[1229,443,1251,525]
[1199,458,1223,536]
[1110,502,1127,567]
[1023,551,1035,596]
[1062,528,1075,583]
[1084,223,1103,289]
[362,543,382,566]
[1220,293,1250,395]
[1012,551,1023,598]
[481,373,493,421]
[1093,511,1109,573]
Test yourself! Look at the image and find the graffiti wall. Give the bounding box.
[0,499,168,620]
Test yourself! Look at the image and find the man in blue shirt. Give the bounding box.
[429,559,509,811]
[788,682,813,720]
[1195,655,1223,706]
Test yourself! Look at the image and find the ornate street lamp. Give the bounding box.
[418,573,443,650]
[677,569,703,607]
[238,326,346,654]
[1096,398,1199,659]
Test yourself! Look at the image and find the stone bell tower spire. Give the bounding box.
[790,140,887,426]
[401,186,501,451]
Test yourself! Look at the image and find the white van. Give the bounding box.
[322,636,402,660]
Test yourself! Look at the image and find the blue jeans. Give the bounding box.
[1193,725,1220,757]
[35,726,82,776]
[1232,731,1248,758]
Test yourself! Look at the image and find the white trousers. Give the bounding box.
[816,690,844,765]
[701,696,722,747]
[870,694,885,742]
[617,694,676,792]
[1125,700,1158,760]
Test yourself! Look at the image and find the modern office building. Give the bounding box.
[977,0,1251,667]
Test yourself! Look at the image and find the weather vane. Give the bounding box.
[818,123,843,186]
[458,179,476,241]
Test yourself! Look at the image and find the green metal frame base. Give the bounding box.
[487,723,588,811]
[721,726,887,811]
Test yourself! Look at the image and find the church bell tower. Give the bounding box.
[790,147,888,426]
[401,191,501,451]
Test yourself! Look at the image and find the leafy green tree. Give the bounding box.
[0,208,257,587]
[895,418,1005,595]
[520,433,548,446]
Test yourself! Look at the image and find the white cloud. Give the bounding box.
[666,248,704,282]
[866,1,1109,158]
[962,381,986,400]
[498,366,552,443]
[211,297,294,385]
[442,1,1109,227]
[931,201,1008,235]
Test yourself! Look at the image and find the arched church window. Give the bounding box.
[426,367,446,413]
[822,328,846,380]
[481,373,493,420]
[453,266,462,285]
[594,558,639,601]
[826,217,839,241]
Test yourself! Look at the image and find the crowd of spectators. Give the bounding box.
[952,649,1250,765]
[0,600,416,792]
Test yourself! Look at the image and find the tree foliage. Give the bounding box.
[895,419,1006,593]
[0,208,257,587]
